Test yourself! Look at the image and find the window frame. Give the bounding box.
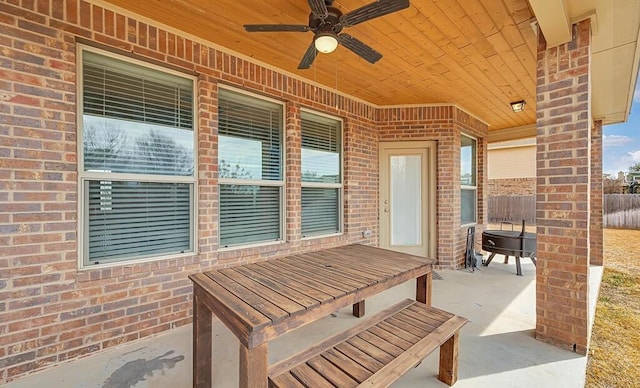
[217,85,286,250]
[460,133,478,226]
[300,108,344,239]
[76,44,198,270]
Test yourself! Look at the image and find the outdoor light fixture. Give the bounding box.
[510,100,526,112]
[314,26,339,54]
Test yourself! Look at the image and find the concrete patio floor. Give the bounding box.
[6,257,603,388]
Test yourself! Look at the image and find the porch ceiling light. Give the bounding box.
[510,100,526,112]
[315,27,339,54]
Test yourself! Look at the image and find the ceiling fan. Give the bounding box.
[244,0,410,69]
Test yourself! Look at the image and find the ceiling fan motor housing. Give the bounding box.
[309,6,344,34]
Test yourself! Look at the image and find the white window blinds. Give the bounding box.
[82,51,194,176]
[218,89,284,247]
[301,112,342,237]
[80,49,195,266]
[86,181,192,263]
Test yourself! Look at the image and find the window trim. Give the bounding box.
[300,108,344,239]
[217,85,287,249]
[76,44,199,270]
[460,133,478,226]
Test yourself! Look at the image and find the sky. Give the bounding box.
[602,78,640,176]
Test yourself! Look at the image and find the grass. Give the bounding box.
[585,228,640,387]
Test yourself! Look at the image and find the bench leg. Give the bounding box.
[239,342,268,388]
[515,257,522,276]
[438,332,460,386]
[352,300,365,318]
[193,289,212,388]
[416,272,432,306]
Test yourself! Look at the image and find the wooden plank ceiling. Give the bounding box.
[101,0,538,131]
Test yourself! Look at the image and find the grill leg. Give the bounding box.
[483,252,496,266]
[515,257,523,276]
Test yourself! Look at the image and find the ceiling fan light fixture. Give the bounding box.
[510,100,526,112]
[315,32,338,53]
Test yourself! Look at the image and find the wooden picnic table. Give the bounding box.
[189,244,436,388]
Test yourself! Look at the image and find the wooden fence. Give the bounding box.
[488,195,535,225]
[604,194,640,229]
[488,194,640,229]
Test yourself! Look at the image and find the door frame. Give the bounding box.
[379,141,437,259]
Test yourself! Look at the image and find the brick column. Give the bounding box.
[285,102,302,245]
[590,120,603,266]
[535,19,592,355]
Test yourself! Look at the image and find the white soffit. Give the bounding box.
[530,0,640,127]
[575,0,640,125]
[528,0,572,47]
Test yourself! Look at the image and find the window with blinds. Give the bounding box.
[461,134,477,225]
[218,88,284,247]
[301,111,342,237]
[79,47,196,267]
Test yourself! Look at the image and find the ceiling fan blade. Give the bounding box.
[340,0,410,27]
[307,0,329,19]
[244,24,310,32]
[298,41,318,69]
[338,34,382,64]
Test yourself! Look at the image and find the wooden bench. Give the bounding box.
[268,299,468,387]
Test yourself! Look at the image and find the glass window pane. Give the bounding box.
[390,155,421,246]
[218,89,282,181]
[83,115,194,176]
[461,135,477,224]
[461,188,477,224]
[219,135,263,179]
[86,180,192,264]
[461,135,476,186]
[301,112,341,183]
[220,185,281,246]
[302,188,339,237]
[301,148,340,183]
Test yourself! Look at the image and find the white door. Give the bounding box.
[379,142,435,258]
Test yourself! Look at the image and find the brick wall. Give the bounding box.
[535,19,592,355]
[0,0,487,382]
[378,107,488,267]
[590,120,603,266]
[489,178,536,196]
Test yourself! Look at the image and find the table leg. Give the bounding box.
[416,272,432,306]
[352,301,365,318]
[193,289,212,388]
[239,342,268,388]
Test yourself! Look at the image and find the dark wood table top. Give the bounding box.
[190,244,435,349]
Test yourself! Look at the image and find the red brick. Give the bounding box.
[535,18,592,355]
[0,329,40,347]
[40,319,86,336]
[8,313,58,332]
